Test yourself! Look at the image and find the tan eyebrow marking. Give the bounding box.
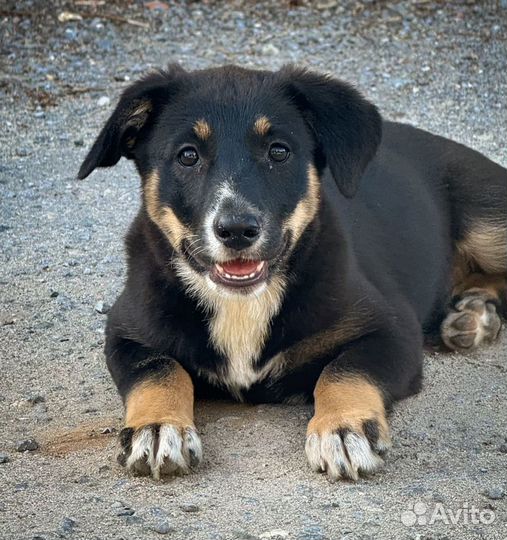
[253,115,271,136]
[193,119,212,140]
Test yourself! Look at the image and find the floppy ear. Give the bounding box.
[77,64,186,180]
[279,66,382,198]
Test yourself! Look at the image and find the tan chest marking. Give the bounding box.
[208,278,285,393]
[173,259,286,394]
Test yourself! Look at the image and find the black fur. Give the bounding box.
[79,64,507,410]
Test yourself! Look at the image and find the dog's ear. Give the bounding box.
[279,66,382,198]
[77,64,186,180]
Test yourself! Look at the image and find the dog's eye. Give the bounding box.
[268,143,290,163]
[178,147,199,167]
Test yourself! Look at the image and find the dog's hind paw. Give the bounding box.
[441,293,502,351]
[117,423,202,480]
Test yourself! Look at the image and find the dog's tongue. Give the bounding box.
[221,259,259,276]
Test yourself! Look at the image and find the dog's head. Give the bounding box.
[79,64,381,299]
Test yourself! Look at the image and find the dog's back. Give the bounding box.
[331,121,507,333]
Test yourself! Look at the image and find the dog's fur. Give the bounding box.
[79,64,507,481]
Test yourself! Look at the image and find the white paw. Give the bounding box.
[305,421,391,481]
[119,424,202,479]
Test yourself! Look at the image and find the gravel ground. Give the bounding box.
[1,1,506,539]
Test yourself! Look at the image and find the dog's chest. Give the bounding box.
[205,289,284,397]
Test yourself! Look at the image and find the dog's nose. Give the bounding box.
[213,213,261,250]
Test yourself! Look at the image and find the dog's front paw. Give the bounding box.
[305,415,391,481]
[118,423,202,480]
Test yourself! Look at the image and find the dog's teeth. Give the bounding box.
[215,261,267,283]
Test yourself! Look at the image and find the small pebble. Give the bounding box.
[498,443,507,453]
[124,515,143,525]
[261,44,280,56]
[60,517,77,535]
[27,394,45,405]
[144,521,174,535]
[111,500,135,517]
[94,301,110,314]
[0,453,10,464]
[259,531,289,539]
[16,438,39,452]
[74,475,90,484]
[483,487,505,500]
[180,504,200,513]
[117,507,135,517]
[140,507,174,535]
[33,402,51,424]
[97,96,111,107]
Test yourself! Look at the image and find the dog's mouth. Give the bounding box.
[180,235,290,292]
[210,260,268,288]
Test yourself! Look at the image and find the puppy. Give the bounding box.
[78,64,507,481]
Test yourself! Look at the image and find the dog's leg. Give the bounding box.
[306,371,391,481]
[111,351,202,479]
[441,273,506,351]
[305,318,423,481]
[443,169,507,350]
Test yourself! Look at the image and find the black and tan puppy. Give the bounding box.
[78,64,507,481]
